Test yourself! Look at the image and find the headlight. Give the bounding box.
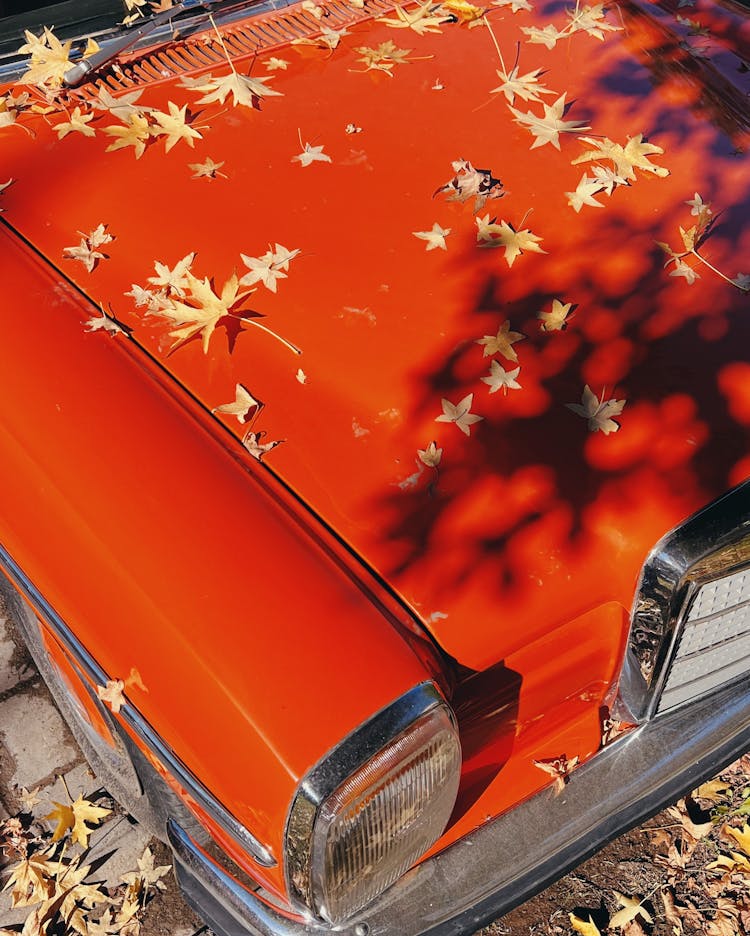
[285,683,461,924]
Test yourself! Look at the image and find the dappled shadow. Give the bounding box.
[372,179,750,625]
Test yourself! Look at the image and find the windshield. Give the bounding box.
[0,1,127,72]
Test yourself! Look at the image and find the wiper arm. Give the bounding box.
[63,0,220,88]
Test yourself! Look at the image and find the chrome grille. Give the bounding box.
[658,569,750,712]
[619,482,750,722]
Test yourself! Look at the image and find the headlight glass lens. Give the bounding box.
[309,703,461,924]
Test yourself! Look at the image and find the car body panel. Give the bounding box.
[0,224,439,892]
[1,0,749,920]
[1,0,748,677]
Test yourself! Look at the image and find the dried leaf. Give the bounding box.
[243,430,283,460]
[53,107,95,139]
[534,753,579,794]
[493,0,533,11]
[97,678,126,713]
[566,173,605,212]
[149,271,248,353]
[476,218,546,267]
[442,0,486,24]
[46,795,110,848]
[510,93,590,150]
[573,134,669,181]
[566,3,622,39]
[103,113,151,159]
[435,393,483,435]
[378,3,445,35]
[192,70,281,109]
[354,39,418,74]
[150,102,202,152]
[609,892,653,930]
[481,360,522,393]
[521,23,566,48]
[418,440,443,467]
[17,27,73,89]
[3,847,60,907]
[538,298,573,331]
[213,383,262,423]
[476,320,525,362]
[293,139,332,166]
[566,385,625,434]
[435,159,504,209]
[723,822,750,856]
[491,65,553,105]
[239,243,300,291]
[413,222,451,251]
[189,157,227,180]
[147,252,195,296]
[569,914,602,936]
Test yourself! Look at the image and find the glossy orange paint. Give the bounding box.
[0,227,439,894]
[0,0,749,910]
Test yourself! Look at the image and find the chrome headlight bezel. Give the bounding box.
[620,481,750,722]
[284,682,461,925]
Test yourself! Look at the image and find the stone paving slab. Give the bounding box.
[0,609,207,935]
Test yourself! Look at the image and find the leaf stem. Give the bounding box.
[483,16,506,71]
[208,12,237,75]
[690,249,739,288]
[233,315,301,354]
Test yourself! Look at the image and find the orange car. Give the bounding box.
[0,0,749,932]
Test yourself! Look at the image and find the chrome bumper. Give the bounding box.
[168,678,750,936]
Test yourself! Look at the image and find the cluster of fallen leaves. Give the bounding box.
[493,755,750,936]
[658,194,749,293]
[0,787,169,936]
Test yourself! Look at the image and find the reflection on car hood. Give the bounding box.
[2,0,749,670]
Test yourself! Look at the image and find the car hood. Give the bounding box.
[2,0,749,670]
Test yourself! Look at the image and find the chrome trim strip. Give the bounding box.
[167,678,750,936]
[620,480,750,722]
[284,682,444,915]
[0,543,277,869]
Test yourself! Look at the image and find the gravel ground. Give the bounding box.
[1,606,748,936]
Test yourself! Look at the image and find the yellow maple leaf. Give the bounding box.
[478,218,546,267]
[150,102,202,152]
[192,70,281,109]
[377,3,445,35]
[569,913,602,936]
[538,298,573,331]
[17,28,72,89]
[354,40,417,74]
[609,891,653,930]
[96,678,126,713]
[103,113,151,159]
[724,822,750,857]
[151,271,247,353]
[189,156,227,179]
[476,320,526,362]
[53,107,95,140]
[510,93,590,150]
[573,133,669,181]
[3,847,60,907]
[46,795,111,847]
[443,0,485,24]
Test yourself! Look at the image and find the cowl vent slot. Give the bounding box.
[78,0,394,94]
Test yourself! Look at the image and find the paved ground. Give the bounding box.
[0,608,205,933]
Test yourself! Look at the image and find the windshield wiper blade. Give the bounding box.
[63,0,219,87]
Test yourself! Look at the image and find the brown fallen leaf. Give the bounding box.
[533,753,579,795]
